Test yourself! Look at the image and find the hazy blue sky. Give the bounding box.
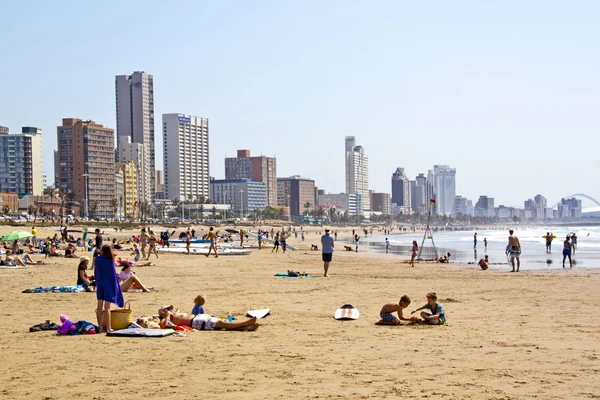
[1,1,598,207]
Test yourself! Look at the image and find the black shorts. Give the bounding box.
[322,253,333,263]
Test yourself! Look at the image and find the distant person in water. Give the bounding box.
[545,232,554,253]
[473,233,478,249]
[563,236,573,268]
[571,233,577,254]
[483,238,487,249]
[385,238,390,254]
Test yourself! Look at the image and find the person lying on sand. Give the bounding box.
[158,306,258,331]
[376,295,419,325]
[287,270,308,277]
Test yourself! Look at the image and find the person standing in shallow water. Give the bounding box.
[506,230,521,272]
[563,236,573,268]
[473,233,478,249]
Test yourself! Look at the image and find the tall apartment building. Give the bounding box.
[344,136,369,212]
[115,169,124,218]
[116,161,139,218]
[277,176,316,216]
[56,118,116,217]
[475,195,495,217]
[0,126,43,196]
[391,167,411,213]
[163,114,210,202]
[225,150,277,207]
[210,179,267,213]
[370,192,391,215]
[432,165,456,216]
[115,71,155,202]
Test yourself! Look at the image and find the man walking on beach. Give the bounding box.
[321,229,334,277]
[506,230,521,272]
[206,227,219,258]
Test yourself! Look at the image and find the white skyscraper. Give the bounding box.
[115,71,155,202]
[163,114,209,202]
[344,136,369,212]
[433,165,456,216]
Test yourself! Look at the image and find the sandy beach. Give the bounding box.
[1,224,599,399]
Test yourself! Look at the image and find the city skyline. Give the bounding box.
[1,2,599,208]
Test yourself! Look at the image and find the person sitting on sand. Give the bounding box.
[411,292,446,325]
[117,264,150,292]
[310,244,319,251]
[64,243,78,258]
[478,255,489,270]
[438,252,451,263]
[192,294,206,314]
[158,305,258,331]
[77,256,95,289]
[112,239,123,250]
[377,295,419,325]
[2,249,36,266]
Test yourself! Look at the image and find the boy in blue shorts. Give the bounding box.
[411,292,446,325]
[376,295,418,325]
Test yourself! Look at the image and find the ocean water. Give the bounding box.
[367,226,600,270]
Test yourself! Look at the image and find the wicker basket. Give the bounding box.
[110,302,132,330]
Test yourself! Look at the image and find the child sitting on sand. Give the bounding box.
[192,294,206,314]
[377,295,418,325]
[411,292,446,325]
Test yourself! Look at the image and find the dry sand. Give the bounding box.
[1,224,599,399]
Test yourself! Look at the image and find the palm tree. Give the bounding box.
[304,201,312,216]
[44,187,58,221]
[109,198,118,218]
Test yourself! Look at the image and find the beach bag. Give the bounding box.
[110,302,132,330]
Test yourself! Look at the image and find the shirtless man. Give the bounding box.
[545,232,554,253]
[506,230,521,272]
[158,306,258,331]
[206,226,218,258]
[478,255,489,270]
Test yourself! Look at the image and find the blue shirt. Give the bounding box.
[321,234,334,254]
[424,302,446,320]
[192,304,205,314]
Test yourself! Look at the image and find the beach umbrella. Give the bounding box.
[1,230,34,242]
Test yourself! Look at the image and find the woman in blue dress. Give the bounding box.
[95,244,124,332]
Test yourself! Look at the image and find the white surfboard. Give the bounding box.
[246,308,270,319]
[334,304,360,320]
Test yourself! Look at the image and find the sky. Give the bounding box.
[1,1,599,208]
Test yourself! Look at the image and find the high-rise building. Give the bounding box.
[391,167,407,206]
[115,161,139,218]
[210,179,267,214]
[225,150,277,207]
[163,114,210,202]
[534,194,547,220]
[453,196,474,216]
[56,118,116,217]
[559,198,582,219]
[115,71,155,202]
[277,176,316,216]
[344,136,369,212]
[475,195,495,217]
[0,126,43,196]
[370,192,391,215]
[432,165,456,216]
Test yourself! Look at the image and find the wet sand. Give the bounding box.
[1,224,599,399]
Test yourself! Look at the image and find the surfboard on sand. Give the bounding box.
[334,304,360,320]
[246,308,270,319]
